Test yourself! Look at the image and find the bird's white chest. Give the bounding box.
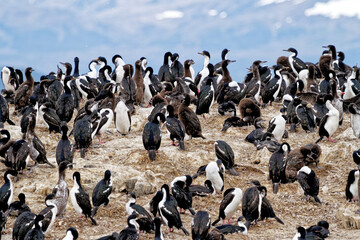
[224,191,242,217]
[350,176,359,200]
[8,180,14,206]
[324,110,339,135]
[70,186,82,214]
[350,114,360,138]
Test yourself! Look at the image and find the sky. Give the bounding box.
[1,0,360,87]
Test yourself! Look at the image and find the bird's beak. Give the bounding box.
[283,49,289,52]
[261,61,267,64]
[198,52,204,55]
[322,46,328,48]
[230,60,236,63]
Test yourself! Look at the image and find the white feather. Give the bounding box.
[206,161,224,193]
[350,170,359,201]
[115,101,131,135]
[223,188,242,219]
[70,180,83,214]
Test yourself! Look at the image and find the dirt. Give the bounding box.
[1,101,360,240]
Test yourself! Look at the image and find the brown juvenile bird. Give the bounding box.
[14,67,34,111]
[134,60,145,106]
[239,98,261,125]
[178,94,205,139]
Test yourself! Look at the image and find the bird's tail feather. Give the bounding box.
[314,196,322,204]
[275,216,284,225]
[179,140,185,150]
[212,217,220,226]
[90,216,98,225]
[180,226,189,236]
[91,206,98,218]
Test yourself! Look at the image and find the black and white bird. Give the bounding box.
[125,192,154,232]
[0,94,15,128]
[166,105,186,150]
[74,111,99,158]
[0,169,17,212]
[118,214,139,240]
[353,149,360,169]
[343,66,360,100]
[142,112,165,161]
[242,181,268,229]
[158,184,189,235]
[188,180,215,197]
[143,67,154,106]
[316,96,339,143]
[195,50,211,89]
[23,214,44,240]
[12,211,37,240]
[214,140,238,176]
[1,66,18,94]
[349,103,360,138]
[114,100,131,135]
[2,139,30,174]
[283,48,307,77]
[215,216,247,235]
[262,64,284,107]
[154,217,164,240]
[242,180,283,229]
[171,53,184,79]
[62,227,79,240]
[214,48,230,73]
[39,102,61,133]
[196,77,215,119]
[111,55,126,85]
[70,171,97,225]
[6,193,31,217]
[295,101,316,133]
[158,51,173,83]
[212,188,243,226]
[269,142,290,194]
[56,76,75,123]
[345,169,359,202]
[297,166,321,204]
[221,115,246,132]
[267,114,286,142]
[306,220,330,239]
[94,108,114,143]
[245,117,266,144]
[292,226,306,240]
[206,160,225,194]
[191,211,211,240]
[170,175,195,215]
[92,170,112,217]
[38,194,58,234]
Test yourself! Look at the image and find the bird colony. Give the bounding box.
[1,46,360,239]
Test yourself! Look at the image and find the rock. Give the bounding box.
[125,170,158,196]
[336,206,360,229]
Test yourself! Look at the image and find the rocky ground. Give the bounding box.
[1,101,360,240]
